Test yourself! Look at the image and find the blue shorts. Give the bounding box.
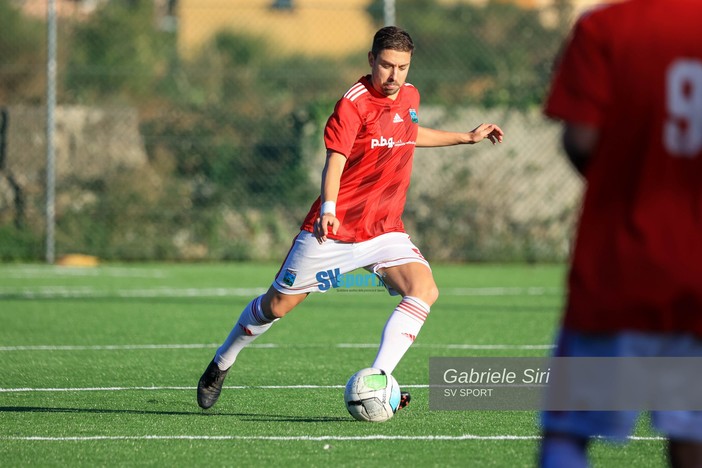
[540,328,702,441]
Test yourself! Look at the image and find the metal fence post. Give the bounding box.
[384,0,395,26]
[46,0,57,264]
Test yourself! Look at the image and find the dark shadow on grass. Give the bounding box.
[0,406,349,422]
[202,412,351,423]
[0,296,560,312]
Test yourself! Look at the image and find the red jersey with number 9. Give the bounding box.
[544,0,702,336]
[300,75,420,242]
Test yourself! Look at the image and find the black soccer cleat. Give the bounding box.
[398,391,411,411]
[197,359,230,409]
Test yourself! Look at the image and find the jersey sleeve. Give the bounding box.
[544,12,613,126]
[324,97,362,158]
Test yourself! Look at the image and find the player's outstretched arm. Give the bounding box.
[416,123,504,147]
[313,151,346,243]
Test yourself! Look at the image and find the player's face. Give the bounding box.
[368,49,412,99]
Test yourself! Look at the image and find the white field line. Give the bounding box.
[0,384,396,393]
[0,434,665,442]
[0,343,554,352]
[0,384,434,393]
[0,287,268,298]
[0,266,167,279]
[0,285,560,299]
[446,287,559,296]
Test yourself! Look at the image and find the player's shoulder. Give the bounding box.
[568,0,635,46]
[402,82,419,99]
[341,79,370,104]
[576,0,635,26]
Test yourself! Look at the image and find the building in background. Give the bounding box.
[177,0,375,58]
[14,0,618,58]
[176,0,617,58]
[12,0,106,19]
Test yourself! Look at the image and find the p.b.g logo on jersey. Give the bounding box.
[371,136,395,149]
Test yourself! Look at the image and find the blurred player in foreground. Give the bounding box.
[540,1,702,466]
[197,26,503,410]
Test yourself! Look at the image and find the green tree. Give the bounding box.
[143,31,323,211]
[368,0,569,108]
[0,0,45,103]
[64,0,175,102]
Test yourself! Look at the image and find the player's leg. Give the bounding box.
[657,402,702,467]
[371,261,438,374]
[668,439,702,468]
[649,333,702,468]
[197,287,307,409]
[539,329,645,466]
[198,230,351,409]
[539,433,589,468]
[379,260,439,305]
[215,287,307,369]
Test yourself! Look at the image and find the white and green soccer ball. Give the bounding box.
[344,367,401,422]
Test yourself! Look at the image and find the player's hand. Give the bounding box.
[469,123,504,145]
[314,213,340,243]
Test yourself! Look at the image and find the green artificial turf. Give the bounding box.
[0,262,669,466]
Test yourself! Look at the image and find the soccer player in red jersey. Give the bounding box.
[539,1,702,466]
[197,26,503,410]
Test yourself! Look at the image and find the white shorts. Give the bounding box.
[272,230,430,295]
[541,328,702,441]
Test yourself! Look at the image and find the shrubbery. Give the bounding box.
[0,0,574,262]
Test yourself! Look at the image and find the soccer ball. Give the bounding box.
[344,367,401,422]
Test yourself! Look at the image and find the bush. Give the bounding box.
[0,226,43,261]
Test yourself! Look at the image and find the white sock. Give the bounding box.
[215,295,276,370]
[372,296,430,374]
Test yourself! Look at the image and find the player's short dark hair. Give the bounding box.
[371,26,414,57]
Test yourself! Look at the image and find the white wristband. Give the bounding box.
[320,201,336,216]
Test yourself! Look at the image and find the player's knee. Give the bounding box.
[263,297,290,319]
[668,439,702,468]
[425,285,439,306]
[261,289,305,320]
[408,284,439,306]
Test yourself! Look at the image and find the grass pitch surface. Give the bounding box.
[0,263,668,466]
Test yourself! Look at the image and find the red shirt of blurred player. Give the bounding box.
[544,0,702,335]
[300,75,420,242]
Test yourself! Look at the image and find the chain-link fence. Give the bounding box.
[0,0,596,263]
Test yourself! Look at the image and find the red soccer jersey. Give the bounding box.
[300,75,420,242]
[544,0,702,336]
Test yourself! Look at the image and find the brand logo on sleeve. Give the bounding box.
[409,108,419,123]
